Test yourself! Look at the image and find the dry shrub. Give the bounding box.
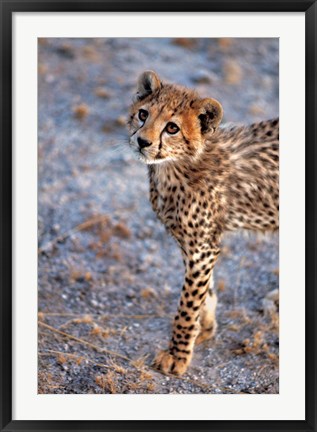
[85,272,92,281]
[128,382,141,391]
[146,382,156,392]
[80,215,111,233]
[95,87,111,99]
[233,329,278,363]
[90,324,112,339]
[57,353,67,365]
[218,38,233,50]
[172,38,197,49]
[82,45,100,62]
[226,308,252,324]
[38,371,61,393]
[73,103,89,120]
[131,355,149,369]
[96,371,117,393]
[73,315,93,325]
[217,279,226,292]
[140,287,157,300]
[140,370,153,381]
[112,222,131,239]
[109,360,127,375]
[115,116,127,127]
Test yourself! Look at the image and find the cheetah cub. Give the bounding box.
[128,71,279,376]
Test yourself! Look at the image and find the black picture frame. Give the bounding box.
[1,0,316,431]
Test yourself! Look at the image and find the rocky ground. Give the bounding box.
[38,37,279,394]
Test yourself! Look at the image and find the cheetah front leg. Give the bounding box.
[153,246,220,375]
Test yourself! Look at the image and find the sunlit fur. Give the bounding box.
[128,74,223,165]
[127,71,279,376]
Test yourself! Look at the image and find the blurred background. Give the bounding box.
[38,38,279,394]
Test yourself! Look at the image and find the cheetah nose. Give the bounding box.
[137,137,152,149]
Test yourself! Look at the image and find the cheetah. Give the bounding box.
[128,71,279,376]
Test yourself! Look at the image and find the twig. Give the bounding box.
[40,312,169,319]
[38,322,218,392]
[38,321,129,361]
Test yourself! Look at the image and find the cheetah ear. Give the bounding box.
[135,70,161,101]
[198,98,223,134]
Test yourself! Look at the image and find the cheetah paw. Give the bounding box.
[153,350,190,376]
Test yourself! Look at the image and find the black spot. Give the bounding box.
[185,278,193,286]
[181,311,187,317]
[197,279,208,287]
[193,271,200,278]
[183,136,190,145]
[179,341,189,346]
[192,289,198,296]
[186,301,193,308]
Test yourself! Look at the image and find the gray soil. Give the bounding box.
[38,37,279,394]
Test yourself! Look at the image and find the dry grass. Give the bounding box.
[217,279,226,292]
[130,354,150,370]
[73,103,89,119]
[38,214,131,258]
[172,38,198,49]
[112,222,131,238]
[140,287,157,299]
[232,329,279,364]
[94,87,111,99]
[218,38,234,50]
[115,116,127,127]
[95,371,117,393]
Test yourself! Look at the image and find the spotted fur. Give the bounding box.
[128,71,279,375]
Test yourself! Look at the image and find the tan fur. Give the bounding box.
[127,71,279,375]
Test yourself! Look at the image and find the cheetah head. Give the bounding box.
[128,71,223,164]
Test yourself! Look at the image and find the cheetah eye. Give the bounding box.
[165,122,179,135]
[138,109,148,122]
